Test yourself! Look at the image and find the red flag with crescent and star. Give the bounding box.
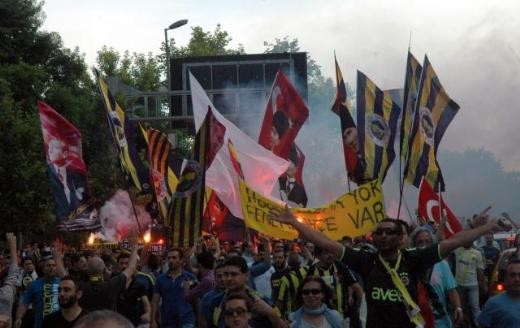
[418,179,463,238]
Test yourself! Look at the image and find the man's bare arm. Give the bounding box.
[272,206,343,259]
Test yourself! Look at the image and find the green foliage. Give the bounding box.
[96,46,162,92]
[0,0,121,237]
[170,24,245,58]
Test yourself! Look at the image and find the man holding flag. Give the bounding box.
[272,205,510,328]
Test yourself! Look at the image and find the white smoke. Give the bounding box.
[99,189,151,242]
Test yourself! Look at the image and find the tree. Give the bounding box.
[0,0,120,236]
[96,46,162,92]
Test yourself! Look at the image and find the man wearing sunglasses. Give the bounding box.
[272,206,509,328]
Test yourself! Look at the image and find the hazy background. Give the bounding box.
[41,0,520,221]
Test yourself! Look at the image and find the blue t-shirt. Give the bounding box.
[429,260,457,328]
[154,271,196,326]
[23,277,60,328]
[477,292,520,328]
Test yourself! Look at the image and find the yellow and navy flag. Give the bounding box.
[400,52,422,162]
[141,127,180,222]
[356,71,401,182]
[403,56,460,191]
[94,69,150,192]
[168,108,225,247]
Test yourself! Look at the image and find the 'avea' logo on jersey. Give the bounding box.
[370,287,403,302]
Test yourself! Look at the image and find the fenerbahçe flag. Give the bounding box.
[403,56,460,191]
[168,108,225,247]
[357,71,400,182]
[94,69,150,192]
[400,52,422,162]
[239,179,385,240]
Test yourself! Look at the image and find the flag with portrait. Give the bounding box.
[38,101,99,231]
[331,56,364,184]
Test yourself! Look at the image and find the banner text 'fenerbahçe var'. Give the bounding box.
[239,179,385,240]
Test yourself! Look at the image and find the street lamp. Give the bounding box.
[164,19,188,113]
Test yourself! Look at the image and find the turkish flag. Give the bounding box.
[418,180,463,238]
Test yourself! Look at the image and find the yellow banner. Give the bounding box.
[239,179,386,240]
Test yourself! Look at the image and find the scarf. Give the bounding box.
[289,304,343,328]
[378,252,425,328]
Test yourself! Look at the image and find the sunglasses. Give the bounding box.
[373,228,400,236]
[224,307,248,317]
[302,288,322,296]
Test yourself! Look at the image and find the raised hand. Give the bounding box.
[270,205,296,225]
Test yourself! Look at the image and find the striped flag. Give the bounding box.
[357,71,401,182]
[142,127,180,221]
[168,108,225,247]
[331,56,364,184]
[93,69,150,192]
[403,56,460,191]
[400,52,422,162]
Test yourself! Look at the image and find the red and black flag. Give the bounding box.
[168,108,226,247]
[38,101,100,231]
[94,69,150,192]
[258,70,309,159]
[331,56,364,184]
[356,71,401,182]
[279,144,308,207]
[403,56,460,191]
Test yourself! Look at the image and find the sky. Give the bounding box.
[40,0,520,219]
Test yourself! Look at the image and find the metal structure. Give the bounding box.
[125,52,308,133]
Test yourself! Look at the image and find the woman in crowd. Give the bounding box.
[289,276,343,328]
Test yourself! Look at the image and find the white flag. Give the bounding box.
[190,72,289,218]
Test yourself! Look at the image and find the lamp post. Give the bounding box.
[164,19,188,113]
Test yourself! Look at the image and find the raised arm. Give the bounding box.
[121,237,139,279]
[272,206,343,259]
[439,207,509,257]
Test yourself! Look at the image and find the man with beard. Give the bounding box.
[41,277,85,327]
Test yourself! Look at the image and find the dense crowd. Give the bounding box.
[0,211,519,328]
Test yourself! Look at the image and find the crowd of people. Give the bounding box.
[0,210,519,328]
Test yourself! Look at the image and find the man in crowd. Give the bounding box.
[200,263,226,327]
[202,256,286,328]
[0,233,21,328]
[223,293,253,328]
[41,277,85,327]
[477,258,520,327]
[480,232,501,290]
[79,238,138,312]
[270,250,292,318]
[113,253,151,326]
[183,251,215,315]
[453,243,486,325]
[272,205,509,328]
[150,248,196,328]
